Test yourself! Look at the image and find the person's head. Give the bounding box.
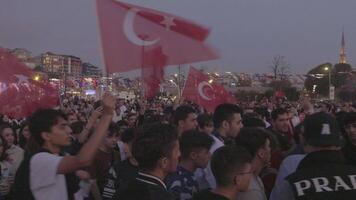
[116,120,129,135]
[271,108,290,133]
[303,112,342,150]
[213,103,243,138]
[18,122,31,148]
[121,128,136,159]
[179,130,213,169]
[0,124,15,147]
[132,123,180,176]
[126,113,137,128]
[197,114,214,135]
[235,128,271,168]
[242,116,266,128]
[102,123,120,150]
[29,109,72,150]
[211,146,253,192]
[67,113,78,125]
[343,112,356,146]
[321,102,331,113]
[173,105,197,133]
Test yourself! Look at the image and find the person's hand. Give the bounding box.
[76,170,91,181]
[91,106,103,119]
[102,92,116,115]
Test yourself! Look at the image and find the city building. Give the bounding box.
[339,31,347,64]
[41,52,82,77]
[82,62,102,77]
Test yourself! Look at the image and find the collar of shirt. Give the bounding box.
[136,172,167,190]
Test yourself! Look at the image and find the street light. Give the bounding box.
[324,66,331,99]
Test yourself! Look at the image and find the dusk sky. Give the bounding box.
[1,0,356,75]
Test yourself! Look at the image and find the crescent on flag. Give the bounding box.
[198,81,214,101]
[123,8,160,46]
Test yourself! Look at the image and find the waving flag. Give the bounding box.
[0,49,59,118]
[96,0,217,73]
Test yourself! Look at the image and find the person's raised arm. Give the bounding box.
[57,92,115,174]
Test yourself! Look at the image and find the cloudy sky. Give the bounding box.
[1,0,355,75]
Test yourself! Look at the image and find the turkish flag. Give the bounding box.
[0,49,59,119]
[182,67,236,112]
[96,0,218,73]
[142,46,167,98]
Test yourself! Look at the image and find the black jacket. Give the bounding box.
[119,172,177,200]
[286,150,356,200]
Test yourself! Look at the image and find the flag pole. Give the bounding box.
[177,64,181,98]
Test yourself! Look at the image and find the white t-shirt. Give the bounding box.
[30,152,68,200]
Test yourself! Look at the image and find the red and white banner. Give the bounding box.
[0,49,59,118]
[182,67,236,112]
[96,0,217,73]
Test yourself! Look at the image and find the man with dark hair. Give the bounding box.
[12,93,115,200]
[235,128,271,200]
[166,130,213,200]
[197,114,214,135]
[87,122,120,199]
[173,105,198,136]
[119,123,180,200]
[285,112,356,199]
[341,112,356,165]
[269,108,293,152]
[193,146,253,200]
[213,103,243,144]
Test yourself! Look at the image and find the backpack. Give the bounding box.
[11,152,35,200]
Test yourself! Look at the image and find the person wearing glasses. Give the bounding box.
[192,145,253,200]
[234,128,271,200]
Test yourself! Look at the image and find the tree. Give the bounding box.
[270,55,289,80]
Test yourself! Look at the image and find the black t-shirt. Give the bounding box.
[115,159,139,194]
[192,189,229,200]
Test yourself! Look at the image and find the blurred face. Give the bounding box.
[200,123,214,135]
[127,115,137,127]
[1,127,14,146]
[226,113,243,138]
[103,133,119,149]
[123,142,133,158]
[2,115,9,123]
[193,148,211,168]
[259,139,271,166]
[235,164,253,192]
[22,125,31,139]
[67,114,78,124]
[273,113,290,133]
[180,113,198,132]
[47,117,72,147]
[0,138,4,156]
[345,123,356,146]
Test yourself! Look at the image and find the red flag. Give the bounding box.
[96,0,217,73]
[182,67,236,112]
[0,49,59,119]
[142,46,167,98]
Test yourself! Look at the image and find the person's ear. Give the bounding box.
[222,120,229,129]
[257,148,265,160]
[190,151,198,160]
[41,131,51,142]
[159,157,169,170]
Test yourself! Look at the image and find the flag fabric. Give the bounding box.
[0,48,59,119]
[96,0,217,73]
[142,46,167,98]
[182,67,236,112]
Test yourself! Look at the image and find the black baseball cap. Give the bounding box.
[303,112,342,147]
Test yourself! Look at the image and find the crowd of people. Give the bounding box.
[0,93,356,200]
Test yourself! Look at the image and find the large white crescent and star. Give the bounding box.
[123,8,160,46]
[198,81,214,101]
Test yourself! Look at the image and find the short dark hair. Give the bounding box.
[107,123,119,137]
[173,105,196,125]
[211,145,252,187]
[213,104,243,129]
[197,114,213,129]
[242,117,265,128]
[121,128,135,144]
[343,112,356,126]
[179,130,213,159]
[271,108,288,121]
[28,109,67,146]
[235,127,271,157]
[132,123,178,171]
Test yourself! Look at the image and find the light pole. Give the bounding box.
[324,66,331,99]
